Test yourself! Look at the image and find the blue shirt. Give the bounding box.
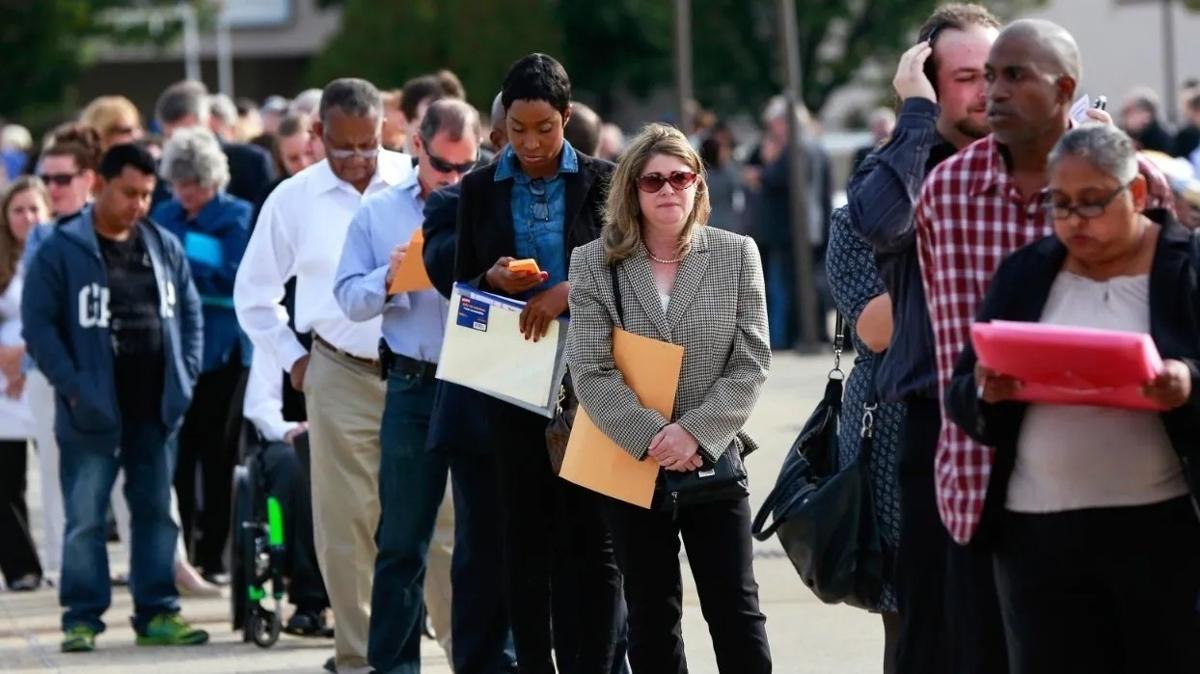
[846,98,953,402]
[494,141,579,296]
[334,173,448,364]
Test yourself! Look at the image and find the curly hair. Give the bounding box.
[160,127,230,190]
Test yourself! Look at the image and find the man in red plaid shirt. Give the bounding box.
[917,20,1174,547]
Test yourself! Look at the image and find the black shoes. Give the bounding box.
[285,609,334,638]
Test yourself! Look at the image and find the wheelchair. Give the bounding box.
[230,431,294,648]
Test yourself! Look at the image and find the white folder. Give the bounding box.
[436,283,568,417]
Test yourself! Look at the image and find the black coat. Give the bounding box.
[946,211,1200,537]
[454,152,615,292]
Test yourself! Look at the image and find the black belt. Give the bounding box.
[378,340,437,380]
[314,333,380,368]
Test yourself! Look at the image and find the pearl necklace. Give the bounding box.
[647,250,686,264]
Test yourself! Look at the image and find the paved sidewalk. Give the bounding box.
[0,351,885,673]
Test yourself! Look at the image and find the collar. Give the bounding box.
[493,140,580,183]
[633,224,712,259]
[308,151,409,196]
[396,171,425,205]
[972,119,1079,198]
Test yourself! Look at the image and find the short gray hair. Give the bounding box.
[1047,125,1138,185]
[319,78,383,125]
[156,80,209,125]
[289,89,323,117]
[418,99,481,144]
[160,127,230,190]
[209,93,238,126]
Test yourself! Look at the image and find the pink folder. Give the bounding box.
[970,320,1167,411]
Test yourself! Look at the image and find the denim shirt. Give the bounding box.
[846,98,955,402]
[494,141,579,297]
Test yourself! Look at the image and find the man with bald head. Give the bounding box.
[915,19,1175,672]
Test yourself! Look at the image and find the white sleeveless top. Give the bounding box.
[1007,271,1188,513]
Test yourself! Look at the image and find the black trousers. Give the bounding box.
[175,359,246,573]
[994,497,1200,674]
[895,398,1007,674]
[601,495,771,674]
[490,400,623,674]
[257,437,328,611]
[0,440,41,584]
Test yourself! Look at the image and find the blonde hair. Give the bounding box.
[80,96,141,147]
[603,123,710,263]
[0,177,48,293]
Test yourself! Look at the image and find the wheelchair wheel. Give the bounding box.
[230,465,253,633]
[249,607,281,649]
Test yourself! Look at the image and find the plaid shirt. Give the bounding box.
[915,134,1174,543]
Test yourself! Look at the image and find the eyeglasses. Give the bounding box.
[1046,181,1132,220]
[424,143,476,174]
[39,172,80,187]
[635,170,699,193]
[325,145,381,160]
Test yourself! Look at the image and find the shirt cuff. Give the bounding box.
[278,339,309,374]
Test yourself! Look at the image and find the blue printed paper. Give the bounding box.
[184,231,225,268]
[457,296,489,332]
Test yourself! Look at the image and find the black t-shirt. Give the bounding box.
[97,228,165,422]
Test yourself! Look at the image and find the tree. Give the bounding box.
[308,0,564,112]
[310,0,1049,120]
[0,0,186,128]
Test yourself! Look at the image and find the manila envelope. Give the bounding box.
[559,328,684,508]
[388,228,433,294]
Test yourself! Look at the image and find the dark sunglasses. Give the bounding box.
[635,170,698,193]
[39,172,80,187]
[424,142,476,174]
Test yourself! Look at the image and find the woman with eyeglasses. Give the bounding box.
[0,177,48,592]
[151,127,253,585]
[946,125,1200,673]
[565,123,772,673]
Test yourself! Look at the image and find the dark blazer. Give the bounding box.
[946,211,1200,536]
[453,152,615,291]
[222,141,276,207]
[421,180,493,453]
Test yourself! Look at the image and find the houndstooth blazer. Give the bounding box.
[565,225,771,463]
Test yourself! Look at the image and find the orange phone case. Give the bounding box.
[509,258,541,275]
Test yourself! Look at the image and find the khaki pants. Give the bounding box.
[305,342,455,672]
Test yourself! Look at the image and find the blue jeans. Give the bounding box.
[59,421,179,634]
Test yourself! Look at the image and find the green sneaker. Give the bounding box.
[61,625,96,653]
[135,613,209,646]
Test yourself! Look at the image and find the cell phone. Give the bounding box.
[920,24,944,97]
[508,258,541,275]
[1093,95,1107,111]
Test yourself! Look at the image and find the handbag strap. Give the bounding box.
[609,263,624,328]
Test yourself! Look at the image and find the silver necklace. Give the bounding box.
[647,250,686,264]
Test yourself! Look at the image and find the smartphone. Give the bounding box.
[919,24,944,97]
[1093,95,1107,111]
[508,258,541,275]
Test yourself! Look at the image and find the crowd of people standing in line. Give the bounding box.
[1,3,1200,674]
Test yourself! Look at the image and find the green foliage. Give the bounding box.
[308,0,564,112]
[311,0,1051,119]
[0,0,186,127]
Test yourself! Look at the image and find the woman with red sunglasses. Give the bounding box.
[566,123,773,673]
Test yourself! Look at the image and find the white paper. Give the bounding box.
[1070,94,1091,124]
[435,283,568,417]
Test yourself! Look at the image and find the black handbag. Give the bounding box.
[750,316,886,610]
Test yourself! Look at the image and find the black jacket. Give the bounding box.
[454,152,614,292]
[946,211,1200,535]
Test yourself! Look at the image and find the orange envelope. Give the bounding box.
[388,228,433,294]
[559,328,683,508]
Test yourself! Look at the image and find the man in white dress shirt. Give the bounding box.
[234,78,412,674]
